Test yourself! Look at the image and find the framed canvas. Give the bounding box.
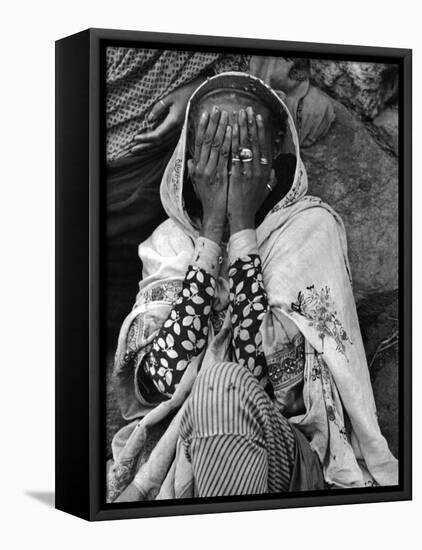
[55,28,412,521]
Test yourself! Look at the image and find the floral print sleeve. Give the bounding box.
[229,254,269,384]
[138,238,220,398]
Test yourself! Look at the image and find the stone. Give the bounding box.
[372,353,399,458]
[373,107,399,155]
[301,94,399,299]
[311,60,398,120]
[359,296,399,458]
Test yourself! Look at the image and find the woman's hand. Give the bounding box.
[131,77,206,154]
[191,107,231,244]
[227,108,272,234]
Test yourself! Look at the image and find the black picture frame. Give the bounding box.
[55,28,412,521]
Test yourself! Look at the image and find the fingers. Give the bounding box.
[238,109,252,178]
[131,128,178,154]
[256,113,271,188]
[133,111,179,144]
[147,98,169,123]
[231,121,240,181]
[216,124,232,176]
[256,114,268,161]
[207,110,228,173]
[194,111,209,163]
[198,106,221,167]
[246,107,260,173]
[238,109,249,149]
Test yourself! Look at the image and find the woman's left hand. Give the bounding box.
[131,77,206,154]
[227,107,272,234]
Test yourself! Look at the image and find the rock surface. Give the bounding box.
[358,294,399,457]
[373,107,399,155]
[311,60,398,120]
[301,95,398,300]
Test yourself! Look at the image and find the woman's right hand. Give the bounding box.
[190,107,231,244]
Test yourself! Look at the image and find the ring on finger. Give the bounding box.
[238,147,253,161]
[260,157,269,165]
[232,156,241,163]
[242,158,253,163]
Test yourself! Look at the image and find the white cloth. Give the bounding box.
[228,229,259,261]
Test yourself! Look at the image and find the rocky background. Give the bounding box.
[106,59,400,460]
[305,60,399,457]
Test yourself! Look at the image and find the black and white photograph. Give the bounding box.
[3,0,422,545]
[104,46,403,503]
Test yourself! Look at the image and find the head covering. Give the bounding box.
[112,73,397,498]
[160,72,310,243]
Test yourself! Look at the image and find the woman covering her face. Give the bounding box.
[108,73,397,502]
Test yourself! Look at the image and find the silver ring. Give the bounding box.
[266,183,273,192]
[260,157,269,165]
[242,158,253,163]
[238,147,253,161]
[232,156,241,163]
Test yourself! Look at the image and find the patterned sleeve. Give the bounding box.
[137,238,221,398]
[229,254,269,385]
[228,231,306,401]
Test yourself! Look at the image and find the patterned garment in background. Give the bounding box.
[106,48,249,162]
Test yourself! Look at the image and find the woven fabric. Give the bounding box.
[106,48,248,161]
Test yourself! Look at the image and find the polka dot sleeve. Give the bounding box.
[229,254,269,385]
[137,238,220,398]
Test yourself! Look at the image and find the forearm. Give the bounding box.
[228,229,269,382]
[139,237,221,397]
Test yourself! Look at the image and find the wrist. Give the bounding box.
[193,237,222,278]
[229,214,255,235]
[228,229,258,263]
[201,217,225,245]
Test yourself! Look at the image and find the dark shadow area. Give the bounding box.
[25,490,55,508]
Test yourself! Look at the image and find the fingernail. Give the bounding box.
[257,114,263,122]
[148,112,155,122]
[201,111,208,121]
[247,107,253,122]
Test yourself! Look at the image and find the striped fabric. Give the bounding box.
[180,361,297,497]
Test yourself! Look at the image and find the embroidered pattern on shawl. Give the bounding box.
[267,333,305,391]
[290,285,352,355]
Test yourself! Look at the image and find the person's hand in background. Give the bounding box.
[131,76,206,154]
